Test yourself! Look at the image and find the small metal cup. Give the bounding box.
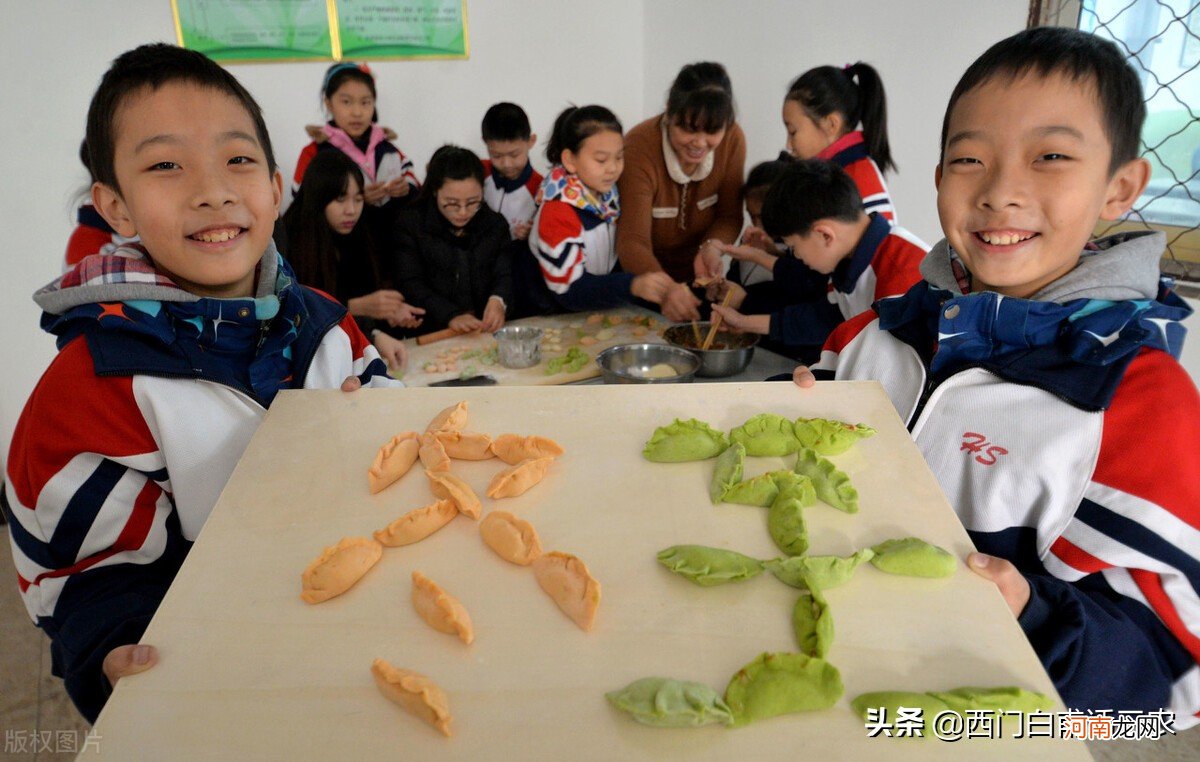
[493,326,544,369]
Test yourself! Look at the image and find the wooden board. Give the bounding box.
[399,307,670,386]
[87,383,1090,760]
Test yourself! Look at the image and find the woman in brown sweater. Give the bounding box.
[616,62,747,321]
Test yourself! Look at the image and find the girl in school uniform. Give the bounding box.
[782,62,898,223]
[525,106,674,313]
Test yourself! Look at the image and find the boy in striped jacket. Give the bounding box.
[3,44,400,722]
[794,28,1200,724]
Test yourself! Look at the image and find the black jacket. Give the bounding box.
[392,198,513,331]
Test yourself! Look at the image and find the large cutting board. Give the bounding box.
[87,382,1089,760]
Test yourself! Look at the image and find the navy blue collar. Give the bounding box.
[831,213,889,293]
[78,205,116,234]
[491,161,534,193]
[828,140,870,168]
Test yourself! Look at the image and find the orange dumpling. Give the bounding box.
[489,434,565,465]
[532,551,601,631]
[487,457,554,499]
[300,537,383,604]
[373,499,458,547]
[367,432,420,494]
[371,659,453,737]
[434,430,495,461]
[411,571,474,644]
[425,401,469,433]
[426,470,482,519]
[479,510,543,565]
[418,432,451,473]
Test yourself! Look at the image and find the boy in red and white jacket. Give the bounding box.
[480,102,543,241]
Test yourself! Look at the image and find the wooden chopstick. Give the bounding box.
[701,291,735,350]
[691,320,703,345]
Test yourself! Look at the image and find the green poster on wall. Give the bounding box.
[335,0,469,60]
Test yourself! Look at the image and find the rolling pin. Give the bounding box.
[416,328,461,346]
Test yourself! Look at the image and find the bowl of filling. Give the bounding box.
[662,323,757,378]
[595,343,701,384]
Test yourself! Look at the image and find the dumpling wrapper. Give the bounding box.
[656,545,763,587]
[642,418,728,462]
[486,457,553,499]
[792,417,877,456]
[722,470,810,508]
[729,413,802,456]
[418,432,451,473]
[794,448,858,513]
[792,589,833,658]
[605,677,734,728]
[480,510,543,565]
[490,434,565,465]
[767,482,813,556]
[425,401,468,433]
[435,430,495,461]
[709,442,745,503]
[426,470,482,519]
[374,499,458,547]
[927,686,1053,713]
[850,691,951,732]
[724,652,843,727]
[870,537,957,578]
[532,551,601,631]
[411,571,474,644]
[300,537,382,604]
[765,549,875,590]
[371,658,453,736]
[367,432,420,494]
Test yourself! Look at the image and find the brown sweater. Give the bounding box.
[615,114,747,282]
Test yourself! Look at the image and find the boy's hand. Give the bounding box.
[362,182,388,204]
[968,553,1031,617]
[480,298,506,333]
[743,226,775,253]
[511,220,533,241]
[719,242,775,271]
[713,280,746,309]
[449,313,483,333]
[385,178,410,198]
[661,282,702,322]
[630,271,675,304]
[387,303,425,329]
[372,332,408,372]
[792,365,816,388]
[103,644,157,687]
[709,303,767,334]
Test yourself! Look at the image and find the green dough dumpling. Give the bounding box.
[729,413,802,456]
[724,652,843,727]
[850,691,951,730]
[643,419,729,462]
[656,545,764,587]
[709,442,745,503]
[605,677,735,728]
[721,470,802,507]
[927,686,1053,714]
[793,448,858,513]
[792,589,833,658]
[765,549,875,590]
[869,537,957,578]
[793,418,877,456]
[767,483,812,556]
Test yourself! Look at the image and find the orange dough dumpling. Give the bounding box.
[532,551,601,631]
[418,432,451,473]
[435,430,495,461]
[374,499,458,547]
[489,434,565,465]
[479,510,543,565]
[368,432,420,494]
[426,470,482,519]
[425,401,469,433]
[487,457,554,499]
[371,659,453,737]
[411,571,474,644]
[300,537,382,604]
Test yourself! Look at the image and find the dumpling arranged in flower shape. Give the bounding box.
[426,470,482,519]
[418,432,451,473]
[532,551,601,631]
[479,510,543,565]
[434,430,495,460]
[371,658,453,737]
[367,432,420,494]
[300,537,383,604]
[487,457,554,499]
[489,434,565,465]
[425,401,469,433]
[411,571,474,644]
[373,499,458,547]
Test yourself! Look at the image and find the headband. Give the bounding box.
[323,62,371,91]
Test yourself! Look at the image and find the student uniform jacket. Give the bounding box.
[528,199,633,311]
[482,160,543,239]
[816,130,896,223]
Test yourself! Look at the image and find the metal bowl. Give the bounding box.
[493,326,543,369]
[662,323,758,378]
[595,343,701,384]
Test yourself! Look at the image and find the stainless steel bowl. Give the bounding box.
[595,343,701,384]
[662,323,758,378]
[493,326,543,368]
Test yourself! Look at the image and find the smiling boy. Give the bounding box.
[795,28,1200,721]
[3,44,400,722]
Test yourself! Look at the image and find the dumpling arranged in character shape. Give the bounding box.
[479,510,543,565]
[371,658,453,737]
[489,434,565,465]
[487,457,554,499]
[723,652,843,727]
[765,549,875,591]
[722,470,810,508]
[426,470,482,519]
[418,432,452,473]
[709,442,745,504]
[300,537,383,604]
[729,413,802,456]
[434,430,495,460]
[792,417,876,456]
[368,432,420,494]
[605,677,735,728]
[411,571,474,644]
[374,499,458,547]
[532,551,601,631]
[642,419,728,462]
[425,401,469,433]
[794,448,858,513]
[869,537,957,578]
[655,545,763,587]
[791,589,833,658]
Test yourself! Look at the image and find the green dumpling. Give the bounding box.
[767,483,812,556]
[927,686,1053,714]
[793,418,877,456]
[765,549,875,590]
[869,537,957,578]
[729,413,802,456]
[605,677,735,728]
[643,418,729,462]
[850,691,951,731]
[793,448,858,513]
[656,545,764,587]
[792,589,833,658]
[709,442,745,503]
[721,470,795,507]
[724,652,843,727]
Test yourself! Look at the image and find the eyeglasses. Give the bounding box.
[438,198,482,213]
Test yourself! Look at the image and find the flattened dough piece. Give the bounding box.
[434,430,495,460]
[371,658,453,736]
[300,537,383,604]
[487,457,554,499]
[374,499,458,547]
[532,551,601,631]
[490,434,565,465]
[480,510,543,565]
[418,433,451,473]
[426,470,482,519]
[425,401,469,433]
[411,571,474,644]
[368,432,420,494]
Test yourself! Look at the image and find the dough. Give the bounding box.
[374,499,458,547]
[367,432,420,494]
[411,571,474,644]
[371,658,453,737]
[532,551,601,631]
[300,537,383,604]
[479,510,543,565]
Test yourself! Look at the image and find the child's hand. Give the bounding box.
[630,271,675,304]
[387,303,426,329]
[373,332,408,372]
[968,553,1031,617]
[511,220,533,241]
[693,240,725,283]
[661,282,702,322]
[720,242,774,270]
[743,226,775,253]
[713,280,746,309]
[449,313,483,333]
[103,644,157,687]
[792,365,816,388]
[480,298,506,333]
[385,178,411,198]
[350,289,406,320]
[362,181,388,204]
